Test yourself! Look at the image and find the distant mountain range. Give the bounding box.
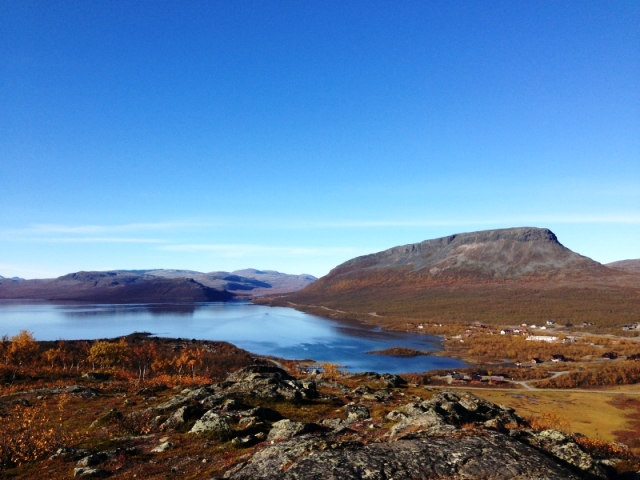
[0,275,25,281]
[287,227,640,327]
[0,269,316,303]
[134,268,317,295]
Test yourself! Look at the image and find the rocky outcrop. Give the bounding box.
[222,388,619,480]
[223,365,319,401]
[189,411,233,436]
[267,419,314,441]
[224,433,589,480]
[63,366,628,479]
[159,405,205,431]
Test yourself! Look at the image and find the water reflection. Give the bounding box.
[55,303,200,317]
[0,301,467,374]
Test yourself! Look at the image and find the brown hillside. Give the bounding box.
[607,259,640,273]
[288,227,640,330]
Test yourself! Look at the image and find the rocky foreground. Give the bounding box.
[14,365,636,479]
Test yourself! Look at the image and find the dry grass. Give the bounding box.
[471,389,635,446]
[275,279,640,334]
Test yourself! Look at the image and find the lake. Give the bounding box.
[0,301,466,374]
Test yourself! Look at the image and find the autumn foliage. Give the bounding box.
[0,395,78,467]
[0,330,262,386]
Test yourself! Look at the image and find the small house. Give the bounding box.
[530,358,544,364]
[551,354,565,363]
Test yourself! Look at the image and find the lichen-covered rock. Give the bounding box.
[73,467,108,477]
[50,447,95,461]
[66,385,98,397]
[400,402,426,416]
[89,408,122,429]
[352,385,372,395]
[373,388,392,401]
[184,386,215,401]
[151,441,173,453]
[267,419,313,441]
[219,398,243,411]
[514,429,613,478]
[388,412,446,439]
[421,391,527,427]
[241,406,283,421]
[189,410,233,436]
[345,403,369,421]
[386,410,407,421]
[380,374,407,388]
[224,432,585,479]
[151,395,189,413]
[76,453,108,467]
[200,392,229,409]
[238,416,263,429]
[223,366,317,402]
[159,404,205,431]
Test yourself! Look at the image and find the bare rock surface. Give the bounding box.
[223,365,318,401]
[224,433,586,479]
[189,410,233,436]
[159,404,205,431]
[64,365,630,479]
[267,419,314,441]
[221,387,619,480]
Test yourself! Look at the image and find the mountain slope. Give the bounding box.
[287,227,640,329]
[607,259,640,273]
[317,227,604,285]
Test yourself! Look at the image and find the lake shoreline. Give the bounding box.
[252,297,476,368]
[0,301,468,374]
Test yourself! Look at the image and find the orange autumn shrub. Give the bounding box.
[0,395,79,468]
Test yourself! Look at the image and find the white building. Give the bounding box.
[526,335,558,343]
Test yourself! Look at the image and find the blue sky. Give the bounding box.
[1,1,639,279]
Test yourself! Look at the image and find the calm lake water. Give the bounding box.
[0,301,466,374]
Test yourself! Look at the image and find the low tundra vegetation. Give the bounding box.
[2,332,640,478]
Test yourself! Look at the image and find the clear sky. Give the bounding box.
[1,1,639,279]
